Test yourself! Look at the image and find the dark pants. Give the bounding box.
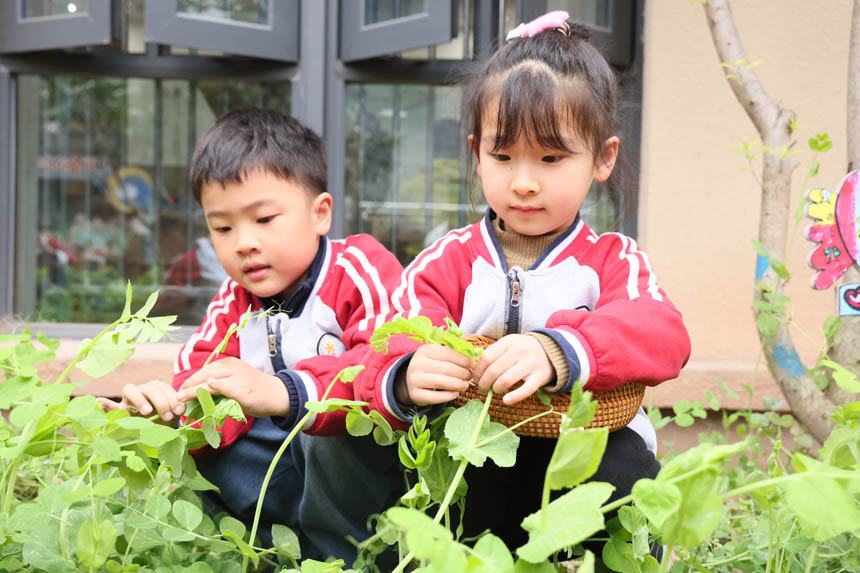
[460,427,661,554]
[196,418,404,566]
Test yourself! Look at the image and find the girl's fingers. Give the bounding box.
[410,388,460,405]
[412,372,470,393]
[420,344,476,369]
[428,359,473,384]
[475,352,518,393]
[501,374,543,405]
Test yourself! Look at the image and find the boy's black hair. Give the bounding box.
[190,108,327,202]
[463,22,631,222]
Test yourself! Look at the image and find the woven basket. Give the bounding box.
[452,334,645,438]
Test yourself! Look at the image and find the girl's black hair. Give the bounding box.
[190,108,327,203]
[463,22,629,223]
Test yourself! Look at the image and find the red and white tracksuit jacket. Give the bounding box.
[173,235,403,450]
[355,211,691,450]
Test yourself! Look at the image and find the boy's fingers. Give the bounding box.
[138,385,176,421]
[122,384,153,416]
[153,383,185,417]
[97,396,123,412]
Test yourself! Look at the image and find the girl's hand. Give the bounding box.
[98,379,185,424]
[177,357,290,418]
[472,334,554,405]
[398,344,474,407]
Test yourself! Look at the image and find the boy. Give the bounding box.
[100,108,404,564]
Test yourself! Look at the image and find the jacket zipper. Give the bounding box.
[505,266,523,335]
[266,315,278,357]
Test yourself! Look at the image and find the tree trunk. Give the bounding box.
[703,0,837,443]
[825,0,860,407]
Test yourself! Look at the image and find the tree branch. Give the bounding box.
[703,0,779,135]
[702,0,837,443]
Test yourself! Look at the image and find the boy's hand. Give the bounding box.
[400,344,474,407]
[177,357,290,418]
[98,380,185,424]
[472,334,554,405]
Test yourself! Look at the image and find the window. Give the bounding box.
[0,0,111,53]
[145,0,299,61]
[14,75,290,324]
[0,0,641,327]
[344,83,483,263]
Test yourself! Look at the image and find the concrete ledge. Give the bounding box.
[33,338,790,413]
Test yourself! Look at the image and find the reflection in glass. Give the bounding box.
[345,83,618,265]
[548,0,611,30]
[398,0,472,61]
[508,1,611,31]
[22,0,89,18]
[16,75,289,324]
[345,84,478,264]
[178,0,269,25]
[364,0,426,25]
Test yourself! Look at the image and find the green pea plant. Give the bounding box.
[348,316,860,573]
[0,284,395,572]
[2,286,859,572]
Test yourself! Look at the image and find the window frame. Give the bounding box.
[0,0,113,54]
[145,0,299,62]
[340,0,457,62]
[519,0,634,68]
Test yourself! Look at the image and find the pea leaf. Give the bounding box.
[92,477,126,497]
[196,386,217,417]
[272,524,302,559]
[517,482,614,563]
[632,479,681,529]
[345,410,374,436]
[203,417,221,449]
[76,336,135,378]
[91,437,123,463]
[545,427,608,490]
[162,526,195,542]
[466,533,515,572]
[172,499,203,531]
[445,399,519,468]
[145,494,171,519]
[385,507,467,571]
[76,518,118,568]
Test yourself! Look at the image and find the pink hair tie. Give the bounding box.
[506,10,570,41]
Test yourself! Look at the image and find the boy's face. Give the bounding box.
[201,169,332,299]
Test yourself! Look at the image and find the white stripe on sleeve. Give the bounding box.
[345,246,391,330]
[336,256,374,331]
[177,279,236,372]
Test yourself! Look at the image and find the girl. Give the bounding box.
[358,11,691,553]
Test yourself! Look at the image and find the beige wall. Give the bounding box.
[640,0,853,410]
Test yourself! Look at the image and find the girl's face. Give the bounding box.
[471,103,618,236]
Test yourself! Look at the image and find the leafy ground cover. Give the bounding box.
[0,288,858,572]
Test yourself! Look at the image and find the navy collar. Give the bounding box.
[258,236,327,317]
[483,208,581,272]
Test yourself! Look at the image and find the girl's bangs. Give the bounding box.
[490,66,601,156]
